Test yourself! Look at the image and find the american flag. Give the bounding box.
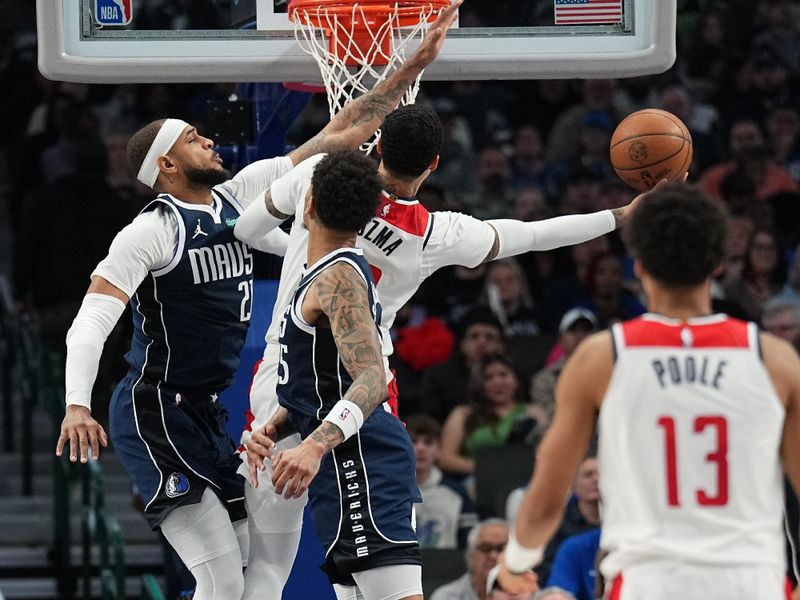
[554,0,623,25]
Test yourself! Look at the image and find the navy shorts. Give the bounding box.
[109,370,246,529]
[293,409,422,585]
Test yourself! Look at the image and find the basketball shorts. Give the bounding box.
[607,561,791,600]
[109,370,246,529]
[290,408,422,586]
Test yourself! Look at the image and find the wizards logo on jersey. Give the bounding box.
[94,0,133,26]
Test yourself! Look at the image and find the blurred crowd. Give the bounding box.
[2,1,800,599]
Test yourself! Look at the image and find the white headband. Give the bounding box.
[136,118,190,188]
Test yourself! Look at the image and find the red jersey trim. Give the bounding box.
[621,316,751,349]
[377,192,430,238]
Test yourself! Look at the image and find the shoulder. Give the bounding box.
[759,331,800,406]
[116,207,178,244]
[560,527,602,553]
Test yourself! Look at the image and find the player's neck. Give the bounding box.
[161,182,214,205]
[306,231,357,266]
[378,165,422,198]
[645,281,714,321]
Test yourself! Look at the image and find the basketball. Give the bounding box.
[610,109,693,192]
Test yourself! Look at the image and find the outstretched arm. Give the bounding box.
[271,263,387,498]
[481,179,672,264]
[286,0,461,165]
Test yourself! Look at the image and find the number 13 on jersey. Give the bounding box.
[657,414,729,507]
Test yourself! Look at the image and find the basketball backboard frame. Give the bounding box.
[37,0,677,83]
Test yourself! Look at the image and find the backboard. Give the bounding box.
[37,0,677,83]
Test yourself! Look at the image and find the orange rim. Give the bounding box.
[288,0,451,28]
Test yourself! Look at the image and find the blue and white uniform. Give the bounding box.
[94,156,293,528]
[276,247,421,585]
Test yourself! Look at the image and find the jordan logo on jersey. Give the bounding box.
[192,220,208,239]
[188,241,253,284]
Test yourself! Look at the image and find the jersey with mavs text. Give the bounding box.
[127,190,253,389]
[276,247,421,584]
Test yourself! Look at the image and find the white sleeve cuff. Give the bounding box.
[489,210,616,259]
[65,293,126,411]
[233,191,288,247]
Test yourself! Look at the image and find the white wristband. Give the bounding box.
[323,400,364,442]
[504,531,544,575]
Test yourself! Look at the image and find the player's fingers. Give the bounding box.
[248,458,259,488]
[287,476,307,500]
[69,429,79,462]
[274,463,297,495]
[89,429,100,461]
[78,428,89,463]
[99,426,108,447]
[56,430,67,456]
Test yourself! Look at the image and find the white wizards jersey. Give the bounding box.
[248,154,495,429]
[599,314,786,579]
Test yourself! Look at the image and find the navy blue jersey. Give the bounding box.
[276,247,382,427]
[127,190,253,389]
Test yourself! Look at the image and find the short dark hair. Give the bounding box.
[379,104,444,180]
[623,183,727,287]
[405,415,441,440]
[455,307,505,340]
[127,119,166,177]
[311,150,381,234]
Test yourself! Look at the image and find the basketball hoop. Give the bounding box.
[288,0,452,152]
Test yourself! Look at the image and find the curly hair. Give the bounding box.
[311,150,382,234]
[380,104,444,180]
[622,183,727,287]
[127,119,166,178]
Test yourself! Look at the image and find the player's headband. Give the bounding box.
[136,118,190,189]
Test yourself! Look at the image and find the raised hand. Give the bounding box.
[56,405,108,463]
[409,0,463,68]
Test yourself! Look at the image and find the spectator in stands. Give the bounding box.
[463,145,514,220]
[751,0,800,75]
[509,124,549,191]
[431,519,509,600]
[546,79,632,163]
[439,354,529,478]
[767,246,800,310]
[409,415,478,550]
[422,309,506,423]
[481,259,541,338]
[511,187,551,222]
[766,105,800,181]
[723,227,788,321]
[699,118,798,202]
[659,83,725,172]
[573,251,645,328]
[529,309,598,428]
[546,528,601,600]
[761,302,800,348]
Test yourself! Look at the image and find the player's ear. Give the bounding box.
[157,154,177,175]
[428,155,440,173]
[375,139,383,157]
[303,187,315,219]
[633,259,645,281]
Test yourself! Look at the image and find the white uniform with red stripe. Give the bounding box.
[238,153,495,462]
[599,313,787,599]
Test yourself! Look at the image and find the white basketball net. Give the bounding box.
[291,2,440,153]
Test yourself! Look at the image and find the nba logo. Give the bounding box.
[95,0,133,26]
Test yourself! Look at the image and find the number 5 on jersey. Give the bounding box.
[277,308,290,385]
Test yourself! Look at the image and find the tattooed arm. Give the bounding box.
[271,262,387,498]
[286,1,461,165]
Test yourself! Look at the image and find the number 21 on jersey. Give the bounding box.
[657,414,729,507]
